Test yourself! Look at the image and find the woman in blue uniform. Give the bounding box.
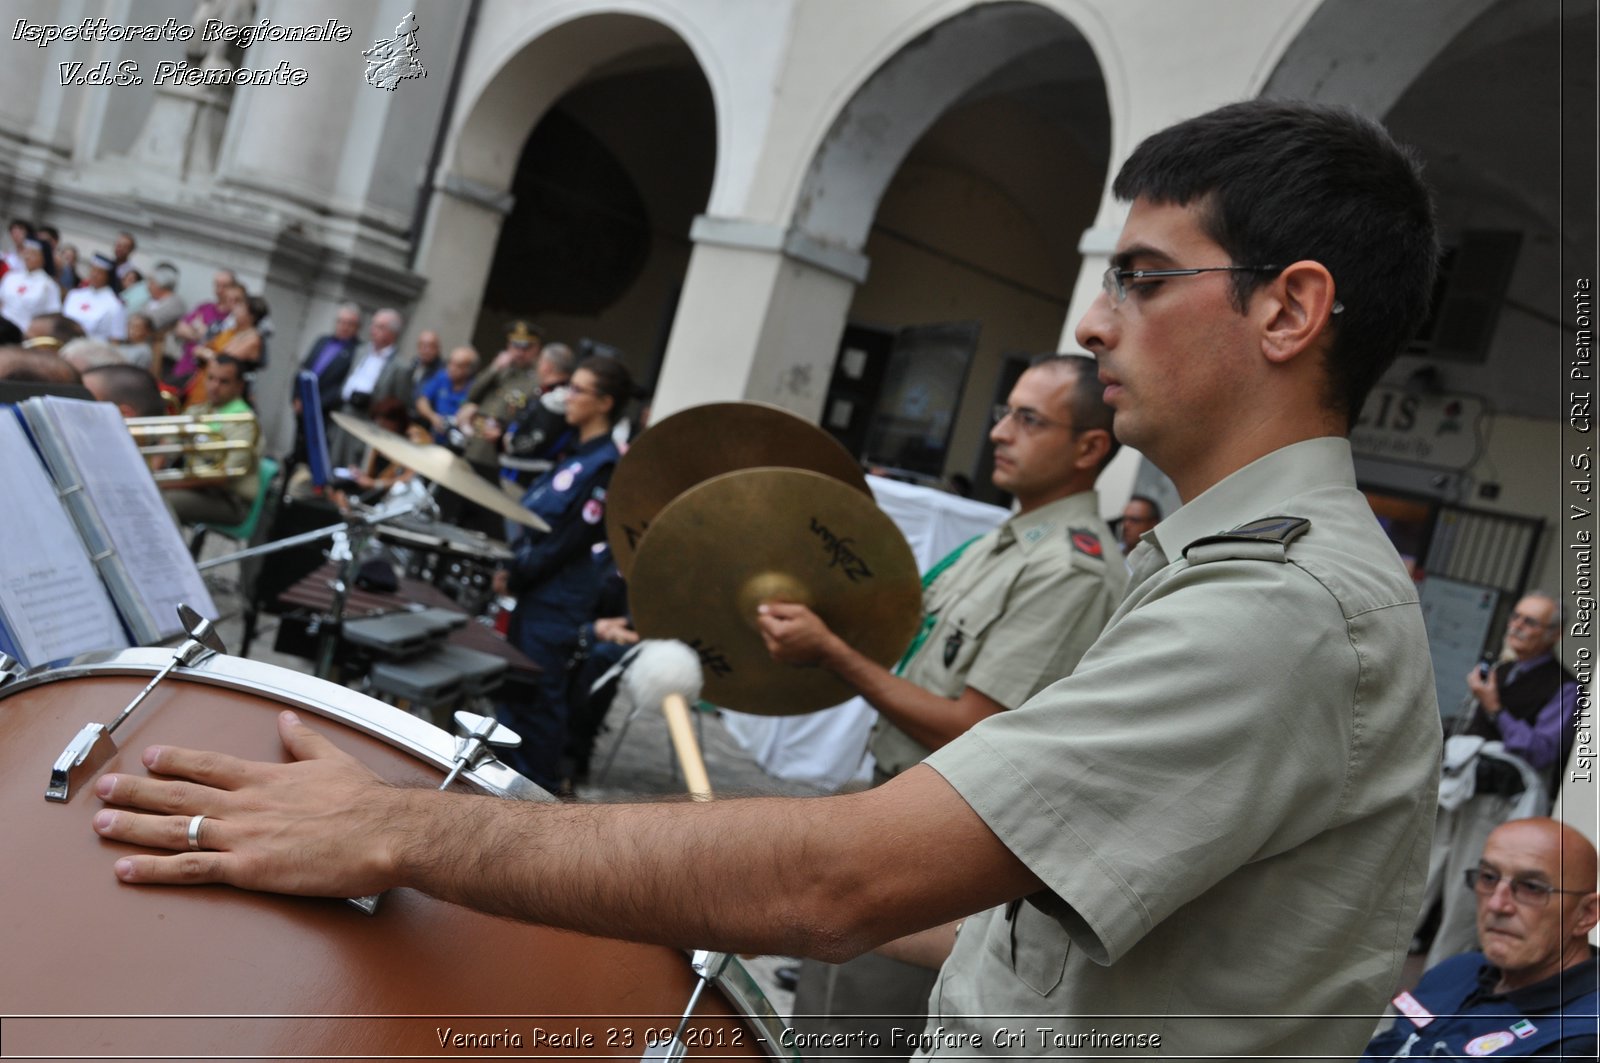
[491,355,633,791]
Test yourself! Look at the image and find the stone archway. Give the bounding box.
[409,12,719,366]
[655,0,1110,443]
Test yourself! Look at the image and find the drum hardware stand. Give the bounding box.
[348,709,522,915]
[191,493,436,681]
[46,604,226,803]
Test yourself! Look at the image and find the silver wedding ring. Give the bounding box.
[187,813,208,852]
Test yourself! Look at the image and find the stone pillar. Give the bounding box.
[652,216,868,421]
[405,174,514,358]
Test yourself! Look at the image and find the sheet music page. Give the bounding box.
[0,413,129,666]
[39,398,218,634]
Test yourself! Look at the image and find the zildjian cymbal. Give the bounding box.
[629,467,921,715]
[330,412,549,531]
[606,402,870,577]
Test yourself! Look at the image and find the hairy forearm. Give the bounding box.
[821,641,992,752]
[392,782,979,961]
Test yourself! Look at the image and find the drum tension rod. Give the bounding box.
[660,950,734,1061]
[347,710,522,915]
[47,604,225,803]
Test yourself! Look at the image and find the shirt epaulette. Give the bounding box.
[1183,515,1311,565]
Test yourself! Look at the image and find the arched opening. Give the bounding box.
[471,44,715,386]
[420,14,716,392]
[796,3,1109,502]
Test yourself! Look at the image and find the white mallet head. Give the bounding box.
[619,639,704,711]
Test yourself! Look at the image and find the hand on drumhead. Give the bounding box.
[756,602,843,668]
[92,710,409,898]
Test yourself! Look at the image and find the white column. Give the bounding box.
[652,216,868,422]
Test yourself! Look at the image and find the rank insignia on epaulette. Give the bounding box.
[1070,529,1103,558]
[1182,515,1311,565]
[1225,516,1311,542]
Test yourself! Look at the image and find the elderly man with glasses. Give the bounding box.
[1423,592,1582,968]
[1365,817,1597,1059]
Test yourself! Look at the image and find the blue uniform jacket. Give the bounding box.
[1363,950,1598,1058]
[506,433,620,631]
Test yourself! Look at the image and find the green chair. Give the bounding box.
[189,455,281,551]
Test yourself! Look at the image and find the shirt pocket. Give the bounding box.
[935,599,1005,678]
[985,899,1069,997]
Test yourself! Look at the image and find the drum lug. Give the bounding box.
[44,604,226,803]
[46,722,115,802]
[0,652,24,686]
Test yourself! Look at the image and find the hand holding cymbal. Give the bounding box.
[629,467,920,715]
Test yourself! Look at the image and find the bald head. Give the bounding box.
[1474,817,1598,993]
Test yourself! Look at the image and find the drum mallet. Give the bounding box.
[619,640,711,800]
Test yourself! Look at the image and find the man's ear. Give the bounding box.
[1258,260,1339,365]
[1073,428,1112,472]
[1573,892,1600,939]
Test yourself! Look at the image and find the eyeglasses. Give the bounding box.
[992,405,1070,433]
[1508,611,1552,630]
[567,384,602,399]
[1464,867,1589,907]
[1101,264,1345,314]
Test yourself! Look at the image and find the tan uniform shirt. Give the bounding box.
[463,365,540,466]
[921,438,1441,1059]
[870,490,1127,778]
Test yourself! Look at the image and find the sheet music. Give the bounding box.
[32,397,217,637]
[0,413,128,666]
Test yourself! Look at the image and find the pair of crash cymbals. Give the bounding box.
[609,403,922,715]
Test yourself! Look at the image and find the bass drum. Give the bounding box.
[1,649,795,1060]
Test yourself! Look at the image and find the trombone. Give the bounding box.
[124,411,259,487]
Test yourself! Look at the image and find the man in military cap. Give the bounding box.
[455,319,545,479]
[96,99,1446,1058]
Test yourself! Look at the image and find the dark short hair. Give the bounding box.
[0,346,81,385]
[1112,100,1439,426]
[370,396,411,431]
[33,313,85,345]
[575,354,634,426]
[1031,353,1120,472]
[37,225,59,242]
[83,363,165,416]
[1126,494,1162,522]
[212,354,246,382]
